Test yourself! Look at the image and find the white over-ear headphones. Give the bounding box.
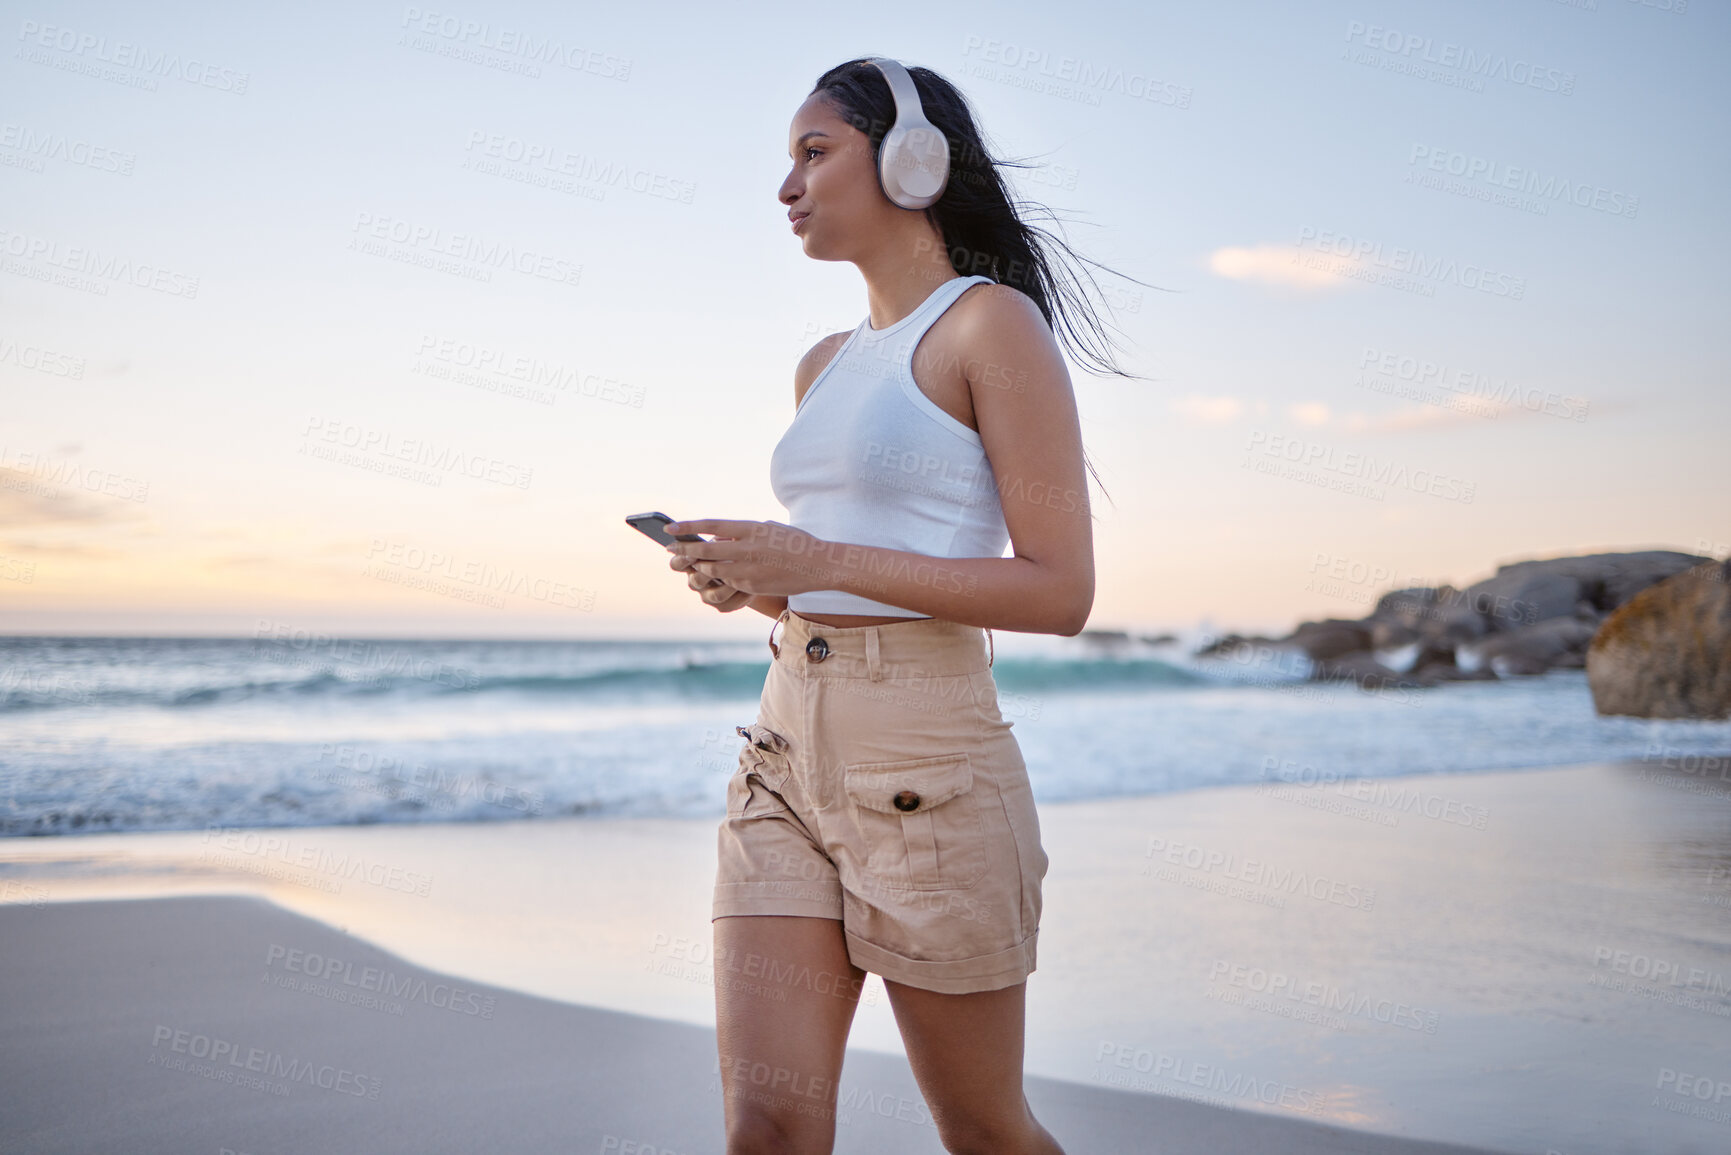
[864,57,951,210]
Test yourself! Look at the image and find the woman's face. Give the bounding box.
[780,93,896,262]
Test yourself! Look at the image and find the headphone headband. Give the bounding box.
[863,57,951,210]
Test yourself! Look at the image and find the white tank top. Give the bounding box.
[770,274,1009,618]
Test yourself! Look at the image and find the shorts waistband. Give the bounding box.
[769,609,992,679]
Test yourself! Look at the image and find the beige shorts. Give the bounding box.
[713,608,1049,995]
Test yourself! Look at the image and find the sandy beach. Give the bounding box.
[7,0,1728,1149]
[1,894,1504,1155]
[3,754,1729,1154]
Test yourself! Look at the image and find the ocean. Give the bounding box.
[3,631,1728,836]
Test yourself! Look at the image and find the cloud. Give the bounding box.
[1339,397,1588,434]
[1340,405,1474,433]
[1207,244,1359,289]
[1165,392,1591,436]
[0,469,130,527]
[0,538,121,558]
[1168,394,1246,423]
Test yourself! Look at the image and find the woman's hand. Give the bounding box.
[668,548,753,613]
[664,519,832,598]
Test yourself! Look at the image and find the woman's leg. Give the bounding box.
[883,979,1065,1155]
[714,914,867,1155]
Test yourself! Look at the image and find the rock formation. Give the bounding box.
[1586,558,1731,719]
[1197,550,1715,691]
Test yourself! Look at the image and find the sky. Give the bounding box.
[2,0,1726,640]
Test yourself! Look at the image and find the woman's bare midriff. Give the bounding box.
[794,611,933,627]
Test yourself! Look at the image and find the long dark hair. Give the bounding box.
[811,57,1162,510]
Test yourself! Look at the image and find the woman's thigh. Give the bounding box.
[713,914,867,1147]
[883,978,1042,1149]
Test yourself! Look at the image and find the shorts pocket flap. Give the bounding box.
[843,753,974,815]
[737,721,790,755]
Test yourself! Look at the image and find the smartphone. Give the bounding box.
[626,511,708,546]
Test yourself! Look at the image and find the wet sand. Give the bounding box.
[2,754,1729,1152]
[1,894,1505,1155]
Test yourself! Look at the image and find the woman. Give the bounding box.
[665,57,1144,1155]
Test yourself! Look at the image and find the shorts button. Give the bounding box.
[893,790,921,812]
[805,637,830,662]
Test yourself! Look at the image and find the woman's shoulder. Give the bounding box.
[950,279,1046,331]
[944,280,1055,360]
[793,327,856,409]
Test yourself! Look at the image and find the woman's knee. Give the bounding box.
[724,1100,835,1155]
[934,1100,1055,1155]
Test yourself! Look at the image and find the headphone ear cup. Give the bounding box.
[879,122,950,209]
[867,56,951,210]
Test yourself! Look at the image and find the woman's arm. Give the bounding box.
[744,595,789,620]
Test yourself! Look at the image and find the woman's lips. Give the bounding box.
[791,213,810,232]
